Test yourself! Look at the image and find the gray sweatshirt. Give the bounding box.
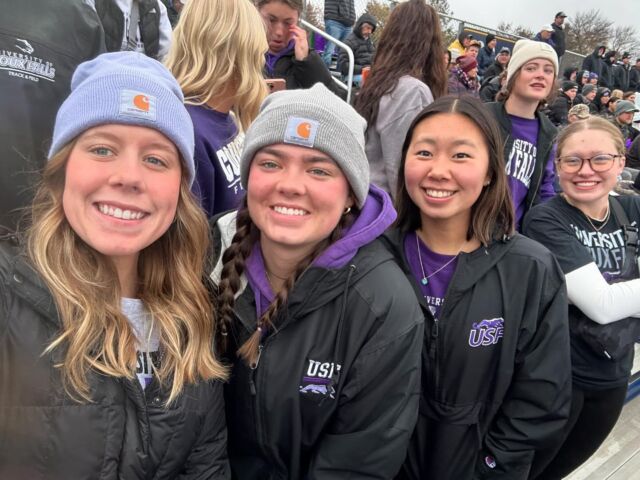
[365,75,434,198]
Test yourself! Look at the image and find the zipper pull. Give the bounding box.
[432,319,439,338]
[248,345,263,396]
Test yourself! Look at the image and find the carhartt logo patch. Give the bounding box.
[120,90,156,121]
[284,116,318,147]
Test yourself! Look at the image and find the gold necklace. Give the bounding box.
[415,233,465,286]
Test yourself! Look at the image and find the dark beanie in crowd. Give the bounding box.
[582,84,597,96]
[485,33,496,45]
[457,55,478,73]
[561,81,578,92]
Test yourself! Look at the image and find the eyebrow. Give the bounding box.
[259,146,335,164]
[79,132,177,155]
[413,137,477,148]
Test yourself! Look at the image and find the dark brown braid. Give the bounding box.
[219,204,354,367]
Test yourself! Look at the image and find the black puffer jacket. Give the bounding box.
[323,0,355,27]
[600,53,617,88]
[581,45,605,78]
[613,63,631,91]
[382,230,571,480]
[551,22,566,58]
[337,13,376,76]
[0,239,230,479]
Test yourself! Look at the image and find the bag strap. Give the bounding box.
[609,196,639,276]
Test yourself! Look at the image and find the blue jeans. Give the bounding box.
[322,18,352,66]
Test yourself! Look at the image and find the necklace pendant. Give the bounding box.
[421,277,429,285]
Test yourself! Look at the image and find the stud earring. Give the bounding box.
[343,207,352,215]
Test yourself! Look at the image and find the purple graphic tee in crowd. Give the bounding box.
[186,105,245,217]
[505,114,539,225]
[404,231,457,320]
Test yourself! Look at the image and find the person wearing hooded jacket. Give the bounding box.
[581,45,606,80]
[337,13,377,83]
[613,52,632,91]
[548,81,578,126]
[477,33,497,77]
[386,95,570,480]
[600,51,618,89]
[211,84,424,479]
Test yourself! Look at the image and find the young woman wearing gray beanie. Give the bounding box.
[211,83,424,479]
[0,52,229,478]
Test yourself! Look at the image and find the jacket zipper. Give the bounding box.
[429,317,440,394]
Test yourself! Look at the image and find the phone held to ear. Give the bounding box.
[266,78,286,93]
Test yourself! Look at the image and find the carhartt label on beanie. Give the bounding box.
[240,83,370,207]
[119,90,157,120]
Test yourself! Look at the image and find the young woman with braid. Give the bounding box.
[210,83,424,479]
[355,0,447,199]
[0,53,229,478]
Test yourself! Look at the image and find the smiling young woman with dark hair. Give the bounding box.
[383,95,571,480]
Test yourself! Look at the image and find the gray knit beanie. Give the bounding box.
[582,84,597,96]
[49,51,196,185]
[240,83,370,207]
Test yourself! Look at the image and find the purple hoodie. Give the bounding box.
[265,41,295,76]
[244,184,397,317]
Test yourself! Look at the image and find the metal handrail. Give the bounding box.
[300,18,354,103]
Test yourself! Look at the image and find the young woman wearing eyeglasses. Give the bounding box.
[523,116,640,479]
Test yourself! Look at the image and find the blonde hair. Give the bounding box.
[27,143,227,404]
[556,116,626,158]
[165,0,268,131]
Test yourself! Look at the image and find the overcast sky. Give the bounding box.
[445,0,635,32]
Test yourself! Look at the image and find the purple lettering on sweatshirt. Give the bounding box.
[186,105,244,217]
[403,231,457,321]
[245,185,396,318]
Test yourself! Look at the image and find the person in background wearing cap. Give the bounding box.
[533,25,556,48]
[613,52,632,91]
[551,11,567,59]
[629,58,640,91]
[593,87,611,115]
[578,84,599,114]
[482,46,511,85]
[448,55,480,98]
[0,52,229,478]
[582,45,606,81]
[448,31,474,61]
[600,50,618,89]
[165,0,268,218]
[588,71,599,85]
[613,99,640,147]
[477,33,497,77]
[211,83,423,479]
[577,69,590,92]
[567,103,590,123]
[549,81,578,126]
[355,0,447,198]
[255,0,343,96]
[524,116,640,480]
[486,39,559,229]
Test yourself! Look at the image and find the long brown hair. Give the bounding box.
[354,0,447,127]
[27,142,227,404]
[216,199,352,367]
[395,96,514,244]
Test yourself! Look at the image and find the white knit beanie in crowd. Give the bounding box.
[507,39,559,83]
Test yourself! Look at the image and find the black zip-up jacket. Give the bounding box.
[266,49,344,98]
[0,0,105,231]
[548,92,573,126]
[382,230,571,480]
[550,23,565,58]
[630,65,640,91]
[600,54,617,89]
[0,239,230,479]
[613,63,631,91]
[210,212,424,480]
[486,101,558,219]
[337,13,376,76]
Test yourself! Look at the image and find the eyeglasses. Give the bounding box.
[556,154,623,173]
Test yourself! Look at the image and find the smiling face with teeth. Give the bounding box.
[404,113,490,236]
[557,128,625,218]
[246,143,353,263]
[62,124,182,274]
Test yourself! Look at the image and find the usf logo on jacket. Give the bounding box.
[468,317,504,348]
[299,358,342,400]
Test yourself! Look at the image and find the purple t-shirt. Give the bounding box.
[403,232,458,320]
[505,114,555,227]
[186,105,244,217]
